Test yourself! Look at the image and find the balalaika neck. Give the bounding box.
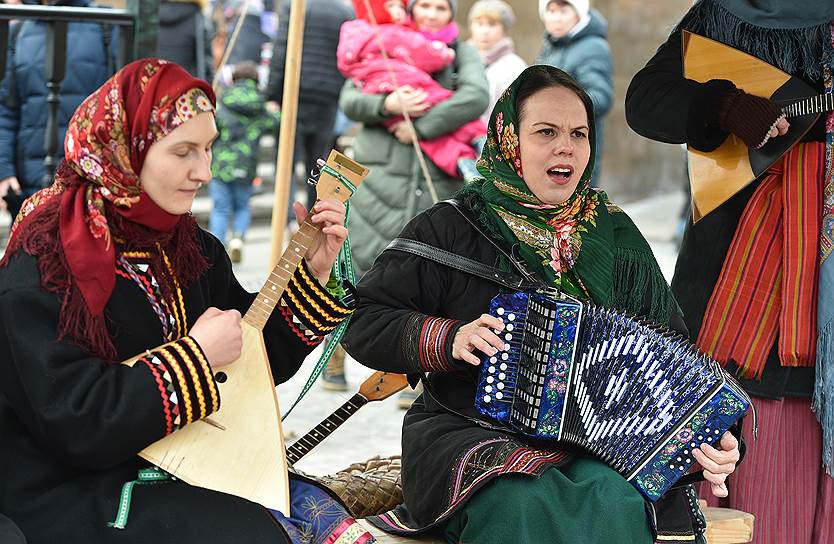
[242,218,319,330]
[285,393,368,465]
[783,93,834,118]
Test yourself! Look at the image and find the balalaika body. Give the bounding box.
[474,291,751,502]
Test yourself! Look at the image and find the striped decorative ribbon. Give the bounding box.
[697,142,825,379]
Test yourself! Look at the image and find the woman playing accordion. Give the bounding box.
[344,65,742,543]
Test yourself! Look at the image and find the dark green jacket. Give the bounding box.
[339,40,489,275]
[212,80,280,184]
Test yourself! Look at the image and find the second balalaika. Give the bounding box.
[474,291,751,501]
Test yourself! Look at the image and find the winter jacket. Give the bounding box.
[536,9,613,118]
[536,9,612,183]
[0,0,115,197]
[212,79,280,183]
[479,38,526,125]
[157,1,214,82]
[339,40,488,275]
[266,0,353,106]
[337,20,485,178]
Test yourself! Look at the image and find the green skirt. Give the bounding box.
[443,457,653,544]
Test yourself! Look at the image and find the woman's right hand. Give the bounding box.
[452,314,507,365]
[189,307,242,368]
[383,85,430,117]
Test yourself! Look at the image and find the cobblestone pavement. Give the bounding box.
[0,188,687,477]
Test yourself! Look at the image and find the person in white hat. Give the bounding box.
[536,0,612,187]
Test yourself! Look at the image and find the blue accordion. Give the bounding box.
[474,291,751,502]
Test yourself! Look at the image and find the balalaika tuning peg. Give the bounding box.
[307,158,328,187]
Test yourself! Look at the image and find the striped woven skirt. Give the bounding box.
[700,396,833,543]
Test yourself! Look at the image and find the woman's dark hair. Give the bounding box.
[515,65,594,127]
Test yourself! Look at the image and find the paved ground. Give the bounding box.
[0,186,687,477]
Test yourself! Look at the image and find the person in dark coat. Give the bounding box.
[343,65,741,544]
[266,0,353,212]
[0,0,115,223]
[157,0,215,82]
[536,0,612,186]
[625,1,834,542]
[0,58,372,544]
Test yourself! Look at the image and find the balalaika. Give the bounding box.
[474,291,751,501]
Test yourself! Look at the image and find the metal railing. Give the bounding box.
[0,4,136,185]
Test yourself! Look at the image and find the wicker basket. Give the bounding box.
[315,455,403,518]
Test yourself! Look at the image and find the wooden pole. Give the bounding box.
[268,0,306,269]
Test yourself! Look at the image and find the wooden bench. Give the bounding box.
[357,505,754,544]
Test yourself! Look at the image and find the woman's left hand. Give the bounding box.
[293,199,348,285]
[389,121,415,145]
[692,431,740,498]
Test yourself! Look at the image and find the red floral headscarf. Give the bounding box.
[2,58,216,360]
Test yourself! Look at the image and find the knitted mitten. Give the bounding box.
[717,87,785,149]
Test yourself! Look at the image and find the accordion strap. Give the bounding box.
[384,200,544,291]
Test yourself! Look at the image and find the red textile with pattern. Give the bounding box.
[695,143,823,379]
[0,59,215,361]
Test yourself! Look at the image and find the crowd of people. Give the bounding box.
[0,1,832,543]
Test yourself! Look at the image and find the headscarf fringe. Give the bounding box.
[678,0,829,81]
[609,246,679,327]
[815,307,834,475]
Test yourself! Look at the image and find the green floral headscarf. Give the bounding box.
[459,65,679,325]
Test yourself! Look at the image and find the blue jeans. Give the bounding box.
[209,179,253,243]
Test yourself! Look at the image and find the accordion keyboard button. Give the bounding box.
[497,383,505,390]
[505,334,513,341]
[488,366,496,373]
[497,308,505,315]
[485,386,493,393]
[487,376,494,383]
[489,357,497,364]
[500,363,508,370]
[496,392,504,400]
[501,353,509,361]
[508,314,516,321]
[484,395,492,403]
[499,373,506,380]
[507,324,514,331]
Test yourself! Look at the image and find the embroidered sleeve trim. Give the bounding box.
[279,260,355,342]
[401,314,464,373]
[145,337,219,427]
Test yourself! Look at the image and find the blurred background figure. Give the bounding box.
[336,0,488,401]
[467,0,526,126]
[536,0,612,186]
[209,60,280,262]
[337,0,485,181]
[0,0,115,226]
[266,0,353,216]
[211,0,276,88]
[157,0,214,81]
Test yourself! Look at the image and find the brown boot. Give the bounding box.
[321,344,348,391]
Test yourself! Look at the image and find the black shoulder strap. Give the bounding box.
[384,199,544,291]
[385,238,535,291]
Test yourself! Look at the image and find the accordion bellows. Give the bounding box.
[474,291,750,501]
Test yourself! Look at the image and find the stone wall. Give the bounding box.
[456,0,693,203]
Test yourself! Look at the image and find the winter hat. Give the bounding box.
[407,0,457,17]
[538,0,590,21]
[353,0,399,25]
[468,0,516,30]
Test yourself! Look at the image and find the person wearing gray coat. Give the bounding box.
[339,0,489,276]
[536,0,612,185]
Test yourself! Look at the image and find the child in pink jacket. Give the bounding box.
[338,0,485,178]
